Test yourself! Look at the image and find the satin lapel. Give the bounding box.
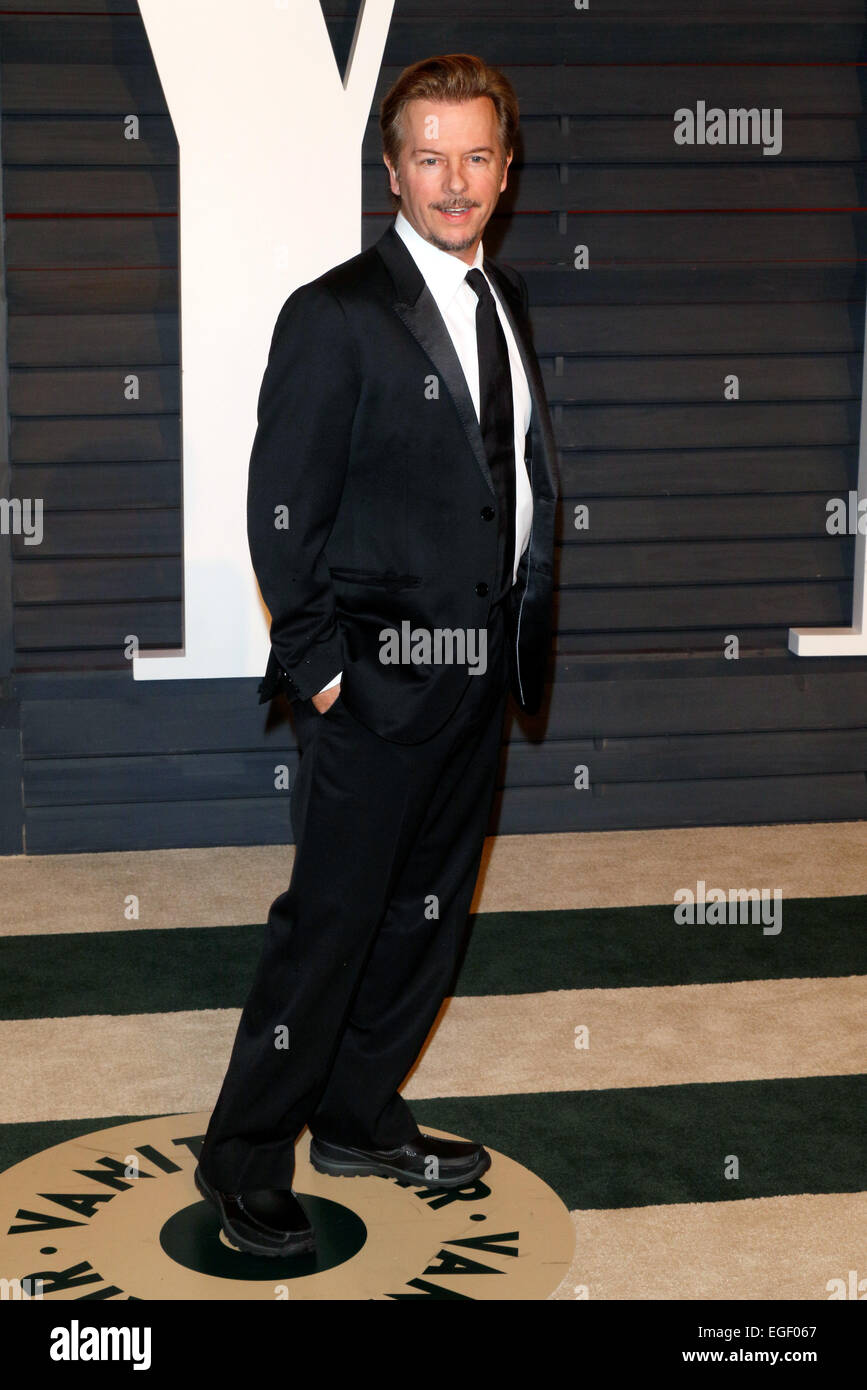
[376,224,494,497]
[394,293,494,497]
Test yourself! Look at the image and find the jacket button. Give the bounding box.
[475,581,489,597]
[480,506,495,521]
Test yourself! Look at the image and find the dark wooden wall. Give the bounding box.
[1,0,867,853]
[0,74,22,854]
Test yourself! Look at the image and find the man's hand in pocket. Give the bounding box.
[311,684,341,715]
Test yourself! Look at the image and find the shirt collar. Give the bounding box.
[394,209,484,315]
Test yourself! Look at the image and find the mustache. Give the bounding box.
[432,202,479,211]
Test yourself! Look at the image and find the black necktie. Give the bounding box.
[465,268,516,601]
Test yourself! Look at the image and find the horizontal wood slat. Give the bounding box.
[14,556,179,602]
[8,267,867,316]
[15,602,180,650]
[8,164,863,218]
[12,627,836,664]
[7,312,179,366]
[541,357,862,405]
[557,402,858,451]
[555,583,849,630]
[370,212,867,263]
[19,773,867,851]
[13,539,849,599]
[11,417,179,463]
[15,655,867,749]
[10,588,847,647]
[6,269,179,315]
[556,497,840,539]
[12,208,865,268]
[11,368,179,414]
[559,539,852,586]
[9,1,867,22]
[555,627,791,654]
[8,358,862,417]
[10,509,179,555]
[10,461,179,508]
[5,496,847,551]
[558,449,858,497]
[6,112,864,168]
[23,726,867,807]
[3,63,861,117]
[7,303,863,368]
[2,20,865,65]
[533,303,864,355]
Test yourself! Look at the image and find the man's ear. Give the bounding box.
[384,153,400,197]
[499,149,513,193]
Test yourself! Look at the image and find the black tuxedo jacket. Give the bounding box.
[250,219,558,744]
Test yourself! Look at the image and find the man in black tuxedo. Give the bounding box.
[196,53,558,1257]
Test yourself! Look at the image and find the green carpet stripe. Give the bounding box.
[456,898,867,996]
[415,1075,867,1211]
[1,896,866,1020]
[1,1076,864,1212]
[458,900,861,1000]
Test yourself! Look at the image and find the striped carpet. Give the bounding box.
[1,821,865,1300]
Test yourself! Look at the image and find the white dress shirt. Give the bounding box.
[318,210,533,694]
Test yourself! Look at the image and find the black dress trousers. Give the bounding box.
[198,597,510,1192]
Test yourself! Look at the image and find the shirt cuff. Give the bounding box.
[317,671,342,694]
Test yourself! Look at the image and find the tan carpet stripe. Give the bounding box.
[1,822,865,938]
[2,975,864,1124]
[548,1191,867,1301]
[402,976,867,1100]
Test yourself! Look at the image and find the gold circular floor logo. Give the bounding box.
[0,1113,575,1301]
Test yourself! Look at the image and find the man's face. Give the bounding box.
[384,96,512,264]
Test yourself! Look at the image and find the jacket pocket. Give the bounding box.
[319,689,343,720]
[329,566,421,591]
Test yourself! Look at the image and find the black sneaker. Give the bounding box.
[309,1133,491,1188]
[194,1164,315,1257]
